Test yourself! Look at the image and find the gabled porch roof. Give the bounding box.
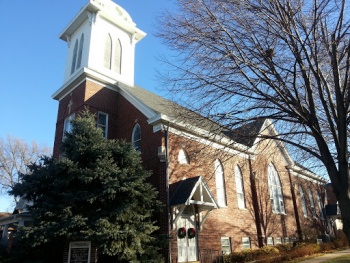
[169,176,218,229]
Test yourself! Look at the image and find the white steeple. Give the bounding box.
[58,0,146,88]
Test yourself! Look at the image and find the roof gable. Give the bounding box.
[169,176,218,211]
[120,85,263,148]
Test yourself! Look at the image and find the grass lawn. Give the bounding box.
[286,251,350,263]
[322,255,350,263]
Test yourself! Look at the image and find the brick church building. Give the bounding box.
[48,0,328,262]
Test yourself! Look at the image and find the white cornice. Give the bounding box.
[154,122,254,159]
[52,69,158,121]
[52,68,86,100]
[52,67,126,100]
[52,71,278,161]
[59,0,145,43]
[287,165,327,184]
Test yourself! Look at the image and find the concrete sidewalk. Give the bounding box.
[298,248,350,262]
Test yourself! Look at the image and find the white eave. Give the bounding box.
[287,164,327,184]
[52,67,119,100]
[148,113,255,157]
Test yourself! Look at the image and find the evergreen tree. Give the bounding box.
[11,110,163,262]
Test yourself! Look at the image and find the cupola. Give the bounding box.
[58,0,145,88]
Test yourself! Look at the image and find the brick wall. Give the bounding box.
[53,79,326,261]
[166,129,326,255]
[292,176,326,239]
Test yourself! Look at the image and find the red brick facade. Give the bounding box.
[53,79,327,262]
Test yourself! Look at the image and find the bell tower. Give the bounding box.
[52,0,146,158]
[54,0,145,95]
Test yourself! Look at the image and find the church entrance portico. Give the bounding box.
[170,176,218,263]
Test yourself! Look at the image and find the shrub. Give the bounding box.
[297,243,320,256]
[275,243,293,251]
[224,246,280,262]
[224,238,348,263]
[319,242,336,252]
[333,237,349,248]
[259,246,279,254]
[278,243,319,262]
[0,245,14,263]
[224,251,246,263]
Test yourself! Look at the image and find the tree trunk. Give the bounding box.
[336,189,350,243]
[330,164,350,243]
[249,158,264,247]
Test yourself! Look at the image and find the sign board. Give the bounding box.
[68,241,91,263]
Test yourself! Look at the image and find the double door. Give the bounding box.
[177,215,197,262]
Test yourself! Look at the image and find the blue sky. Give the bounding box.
[0,0,174,211]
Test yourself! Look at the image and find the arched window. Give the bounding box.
[299,185,308,217]
[71,39,78,74]
[113,38,122,74]
[308,189,316,218]
[76,34,84,69]
[103,34,122,73]
[316,191,324,219]
[235,165,246,209]
[215,159,226,207]
[267,164,285,214]
[132,124,141,152]
[178,149,189,164]
[104,34,112,69]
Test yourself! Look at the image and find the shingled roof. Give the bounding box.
[223,119,266,147]
[169,176,201,207]
[122,85,265,147]
[169,176,218,212]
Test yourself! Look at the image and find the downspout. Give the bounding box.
[248,156,264,247]
[287,168,302,240]
[164,123,171,263]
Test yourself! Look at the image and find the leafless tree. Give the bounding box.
[157,0,350,242]
[0,135,51,205]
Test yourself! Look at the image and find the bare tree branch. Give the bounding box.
[0,135,52,206]
[157,0,350,242]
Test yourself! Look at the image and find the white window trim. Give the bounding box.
[103,34,122,73]
[235,165,246,209]
[275,237,282,244]
[178,149,190,164]
[308,189,317,218]
[316,192,324,219]
[267,237,274,246]
[104,34,112,69]
[215,159,227,207]
[63,113,75,139]
[76,34,84,69]
[299,185,308,218]
[71,39,78,75]
[97,112,108,138]
[221,237,231,255]
[68,241,91,263]
[267,164,285,214]
[112,38,122,74]
[132,123,141,152]
[242,237,251,249]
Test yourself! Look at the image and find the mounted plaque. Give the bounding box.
[68,241,91,263]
